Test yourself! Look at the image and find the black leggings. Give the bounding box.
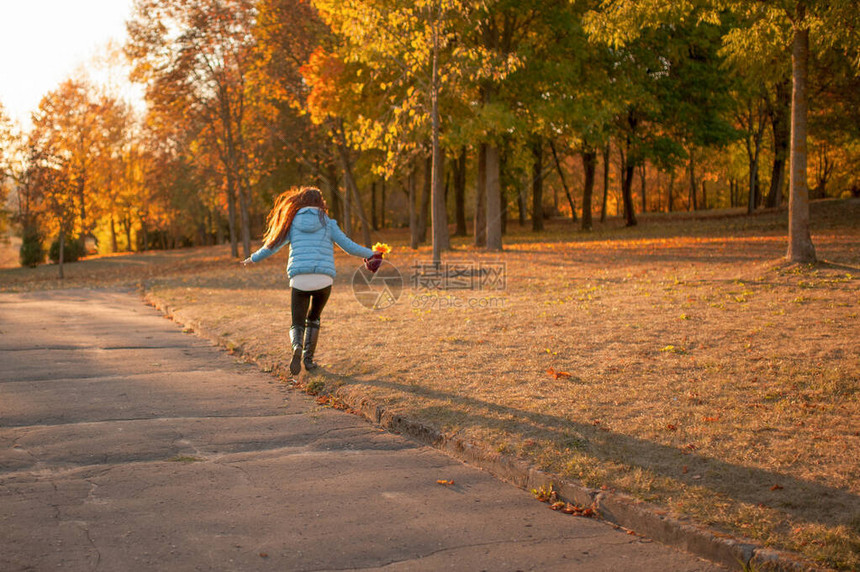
[291,286,332,327]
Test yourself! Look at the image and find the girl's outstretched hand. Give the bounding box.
[364,252,383,273]
[240,257,253,267]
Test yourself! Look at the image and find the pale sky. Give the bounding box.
[0,0,139,130]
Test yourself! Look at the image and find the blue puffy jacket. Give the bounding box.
[249,207,375,278]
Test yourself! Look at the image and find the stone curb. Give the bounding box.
[143,291,825,572]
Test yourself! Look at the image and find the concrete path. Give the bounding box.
[0,289,724,571]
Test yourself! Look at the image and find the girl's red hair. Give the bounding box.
[262,187,328,249]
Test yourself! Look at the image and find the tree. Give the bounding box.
[588,0,860,263]
[127,0,258,258]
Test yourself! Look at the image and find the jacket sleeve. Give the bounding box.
[250,237,289,263]
[328,219,375,258]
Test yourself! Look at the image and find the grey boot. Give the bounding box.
[302,319,321,371]
[289,324,304,375]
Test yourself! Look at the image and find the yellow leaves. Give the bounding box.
[372,242,392,255]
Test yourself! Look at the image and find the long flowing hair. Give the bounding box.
[262,187,328,249]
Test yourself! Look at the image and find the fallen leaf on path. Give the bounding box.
[436,479,455,486]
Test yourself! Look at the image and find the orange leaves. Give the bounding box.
[436,479,455,486]
[666,423,678,431]
[546,367,571,379]
[533,485,596,518]
[770,484,783,491]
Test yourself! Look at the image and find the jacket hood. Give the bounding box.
[292,207,326,233]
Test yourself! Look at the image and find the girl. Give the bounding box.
[241,187,381,375]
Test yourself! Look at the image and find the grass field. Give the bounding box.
[2,199,858,569]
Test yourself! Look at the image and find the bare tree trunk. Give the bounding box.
[336,139,372,246]
[517,174,527,226]
[454,147,467,236]
[550,141,577,222]
[238,178,251,258]
[621,163,637,226]
[225,171,239,257]
[689,152,698,211]
[601,141,610,223]
[532,137,544,231]
[431,149,450,262]
[381,179,387,229]
[409,166,419,250]
[767,78,791,208]
[371,180,378,230]
[474,144,487,247]
[486,144,503,250]
[418,155,431,243]
[581,150,596,231]
[58,232,65,280]
[639,163,647,212]
[668,170,675,212]
[787,15,816,263]
[110,216,118,253]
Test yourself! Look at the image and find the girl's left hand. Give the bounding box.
[240,258,253,267]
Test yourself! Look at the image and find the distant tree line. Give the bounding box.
[1,0,858,272]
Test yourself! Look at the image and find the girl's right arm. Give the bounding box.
[328,219,375,258]
[247,238,289,263]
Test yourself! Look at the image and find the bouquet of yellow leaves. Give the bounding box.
[365,242,391,273]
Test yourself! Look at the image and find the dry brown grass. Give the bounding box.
[3,199,859,569]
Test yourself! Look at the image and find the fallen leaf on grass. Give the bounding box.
[666,424,678,431]
[546,367,571,379]
[770,484,783,491]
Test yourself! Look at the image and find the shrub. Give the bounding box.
[19,227,45,267]
[48,235,85,264]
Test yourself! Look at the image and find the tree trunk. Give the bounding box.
[431,149,449,263]
[58,232,65,280]
[639,163,647,212]
[418,155,431,243]
[689,152,698,211]
[238,178,252,258]
[786,17,816,263]
[485,144,503,250]
[381,178,387,229]
[668,170,675,212]
[225,170,239,258]
[621,162,637,227]
[601,141,610,223]
[767,78,791,208]
[517,175,527,226]
[454,146,467,236]
[371,180,378,230]
[325,161,342,222]
[581,150,596,231]
[337,140,372,246]
[550,141,577,222]
[474,144,487,247]
[532,137,544,231]
[409,166,419,249]
[110,215,118,253]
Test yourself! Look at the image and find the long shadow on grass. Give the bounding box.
[317,370,859,530]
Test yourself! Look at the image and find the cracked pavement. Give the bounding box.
[0,289,724,571]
